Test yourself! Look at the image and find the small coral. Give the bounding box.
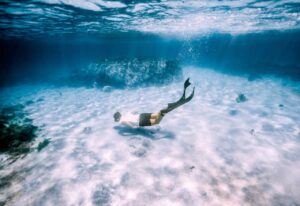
[236,94,248,103]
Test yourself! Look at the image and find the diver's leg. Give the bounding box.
[150,112,164,125]
[150,112,160,119]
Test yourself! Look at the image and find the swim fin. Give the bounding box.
[167,78,192,108]
[161,87,195,114]
[184,78,191,89]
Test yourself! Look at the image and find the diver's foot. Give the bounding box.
[184,78,191,89]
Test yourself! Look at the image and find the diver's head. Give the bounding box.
[113,112,121,122]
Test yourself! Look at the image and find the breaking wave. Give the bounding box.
[60,59,182,88]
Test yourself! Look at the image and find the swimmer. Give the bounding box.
[113,78,195,127]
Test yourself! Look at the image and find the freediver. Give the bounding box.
[113,78,195,127]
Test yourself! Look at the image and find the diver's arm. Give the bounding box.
[120,120,136,128]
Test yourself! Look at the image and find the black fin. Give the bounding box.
[160,80,194,115]
[184,78,191,89]
[167,102,177,108]
[162,87,195,114]
[185,87,195,102]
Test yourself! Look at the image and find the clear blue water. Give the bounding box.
[1,1,300,205]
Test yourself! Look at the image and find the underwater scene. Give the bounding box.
[1,0,300,205]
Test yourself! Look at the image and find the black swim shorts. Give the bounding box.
[139,113,152,126]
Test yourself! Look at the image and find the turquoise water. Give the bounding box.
[1,1,300,205]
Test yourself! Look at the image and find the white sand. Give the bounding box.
[1,67,300,206]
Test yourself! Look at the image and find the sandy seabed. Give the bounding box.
[1,67,300,206]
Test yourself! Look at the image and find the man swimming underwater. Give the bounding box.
[113,78,195,127]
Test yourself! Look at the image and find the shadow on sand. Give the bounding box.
[113,126,175,140]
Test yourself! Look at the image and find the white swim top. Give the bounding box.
[120,112,140,127]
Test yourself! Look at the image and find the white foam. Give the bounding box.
[96,0,126,9]
[35,0,102,11]
[2,0,300,38]
[36,0,126,10]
